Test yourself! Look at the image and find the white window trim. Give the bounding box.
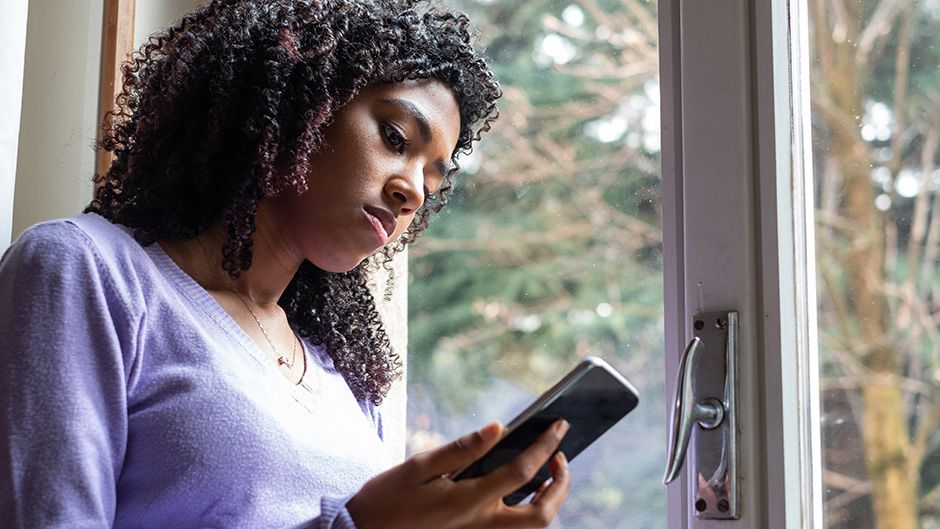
[753,0,823,525]
[660,0,822,526]
[0,0,28,250]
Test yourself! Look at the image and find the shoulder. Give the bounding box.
[1,213,149,314]
[5,213,137,265]
[3,215,102,276]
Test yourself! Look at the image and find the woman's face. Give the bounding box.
[275,79,461,273]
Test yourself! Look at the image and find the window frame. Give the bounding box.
[0,0,28,250]
[659,0,823,525]
[6,0,828,525]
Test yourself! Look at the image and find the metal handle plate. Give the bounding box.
[663,311,739,519]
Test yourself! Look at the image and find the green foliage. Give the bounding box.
[407,0,666,526]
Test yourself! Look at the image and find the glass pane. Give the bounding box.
[807,0,940,527]
[406,1,664,527]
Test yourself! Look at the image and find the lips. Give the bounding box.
[363,205,396,242]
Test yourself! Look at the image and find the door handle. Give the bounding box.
[663,337,724,483]
[663,311,740,519]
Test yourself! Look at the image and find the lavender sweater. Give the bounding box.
[0,213,393,528]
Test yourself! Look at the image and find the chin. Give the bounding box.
[309,254,370,274]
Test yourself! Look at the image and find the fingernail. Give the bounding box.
[558,451,569,468]
[554,419,570,435]
[479,421,502,443]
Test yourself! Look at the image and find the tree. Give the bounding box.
[406,0,940,527]
[407,1,665,527]
[810,0,940,526]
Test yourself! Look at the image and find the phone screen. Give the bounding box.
[452,359,640,505]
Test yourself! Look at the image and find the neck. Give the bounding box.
[160,201,303,307]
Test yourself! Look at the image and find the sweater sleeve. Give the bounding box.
[314,495,360,529]
[0,222,138,529]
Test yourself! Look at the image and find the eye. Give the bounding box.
[380,122,409,154]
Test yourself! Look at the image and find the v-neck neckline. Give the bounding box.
[145,240,320,393]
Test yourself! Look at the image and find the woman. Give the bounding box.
[0,0,570,528]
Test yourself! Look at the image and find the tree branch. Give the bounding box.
[886,4,915,176]
[911,399,939,471]
[824,470,872,517]
[811,88,864,146]
[822,373,938,400]
[856,0,907,67]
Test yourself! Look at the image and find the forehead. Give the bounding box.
[360,80,461,149]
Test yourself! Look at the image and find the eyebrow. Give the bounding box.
[380,98,453,178]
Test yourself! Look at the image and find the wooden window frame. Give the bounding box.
[96,0,136,181]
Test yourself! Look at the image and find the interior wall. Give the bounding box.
[12,0,102,241]
[135,0,202,47]
[0,0,29,249]
[10,0,202,243]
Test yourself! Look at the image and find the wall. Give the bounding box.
[370,253,409,460]
[135,0,201,46]
[12,0,102,240]
[9,0,199,239]
[0,0,29,249]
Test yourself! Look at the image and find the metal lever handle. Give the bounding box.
[663,337,725,484]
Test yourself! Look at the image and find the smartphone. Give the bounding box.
[451,356,640,505]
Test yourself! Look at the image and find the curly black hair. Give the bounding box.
[85,0,500,405]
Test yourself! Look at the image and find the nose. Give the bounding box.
[385,166,425,216]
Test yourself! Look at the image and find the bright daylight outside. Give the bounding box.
[405,1,664,528]
[808,0,940,527]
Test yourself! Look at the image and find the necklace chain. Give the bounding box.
[231,289,297,369]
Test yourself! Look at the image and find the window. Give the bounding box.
[406,1,665,526]
[807,0,940,526]
[12,0,935,527]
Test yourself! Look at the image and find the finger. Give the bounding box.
[496,452,571,529]
[407,421,504,481]
[530,480,551,504]
[530,452,571,509]
[529,453,561,504]
[479,419,569,497]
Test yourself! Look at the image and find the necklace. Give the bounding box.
[231,289,298,369]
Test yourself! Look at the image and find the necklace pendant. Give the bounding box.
[278,356,290,367]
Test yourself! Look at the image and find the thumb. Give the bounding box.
[413,421,504,480]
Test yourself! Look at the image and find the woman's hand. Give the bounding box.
[347,419,571,529]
